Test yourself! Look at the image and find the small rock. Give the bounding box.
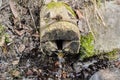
[89,69,120,80]
[18,44,25,52]
[115,61,120,68]
[12,60,19,66]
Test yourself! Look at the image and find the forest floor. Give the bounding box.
[0,0,120,80]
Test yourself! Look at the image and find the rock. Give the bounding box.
[18,44,25,52]
[82,1,120,53]
[90,69,120,80]
[40,2,80,54]
[95,1,120,52]
[0,0,2,7]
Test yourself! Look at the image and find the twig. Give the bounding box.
[28,8,37,32]
[9,0,20,19]
[92,0,107,28]
[96,8,106,27]
[0,3,9,11]
[84,8,96,41]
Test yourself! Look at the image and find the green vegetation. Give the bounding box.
[0,24,5,36]
[46,1,76,16]
[0,25,10,46]
[79,32,119,60]
[79,32,118,60]
[80,32,95,59]
[5,34,11,43]
[96,0,102,6]
[104,49,119,60]
[46,1,63,9]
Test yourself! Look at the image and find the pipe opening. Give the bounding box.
[55,40,64,50]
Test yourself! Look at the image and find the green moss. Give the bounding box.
[64,4,76,17]
[0,25,10,44]
[104,49,119,60]
[96,0,102,7]
[5,34,11,43]
[79,32,119,60]
[80,33,95,59]
[46,1,76,16]
[0,25,5,36]
[46,1,63,9]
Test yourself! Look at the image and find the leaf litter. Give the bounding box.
[0,0,120,80]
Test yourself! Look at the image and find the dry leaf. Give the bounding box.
[18,44,25,52]
[12,60,19,65]
[32,32,39,38]
[33,68,38,73]
[26,69,33,76]
[15,29,25,36]
[0,36,5,46]
[9,0,19,19]
[55,61,59,67]
[75,9,84,19]
[12,70,20,77]
[62,71,67,78]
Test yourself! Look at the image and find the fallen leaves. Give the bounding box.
[62,71,67,78]
[9,0,20,20]
[11,70,20,78]
[0,36,5,46]
[12,60,19,66]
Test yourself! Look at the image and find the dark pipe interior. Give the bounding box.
[55,40,63,50]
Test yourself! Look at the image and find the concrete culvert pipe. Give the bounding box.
[40,2,80,55]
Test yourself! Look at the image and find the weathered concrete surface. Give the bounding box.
[40,2,80,54]
[84,1,120,53]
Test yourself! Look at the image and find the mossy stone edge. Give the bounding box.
[79,32,119,60]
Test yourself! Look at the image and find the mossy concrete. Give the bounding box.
[40,2,80,54]
[46,1,76,16]
[40,1,77,29]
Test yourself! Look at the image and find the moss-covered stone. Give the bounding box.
[80,32,95,59]
[46,1,76,17]
[79,32,119,60]
[103,49,119,60]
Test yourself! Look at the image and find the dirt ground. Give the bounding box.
[0,0,120,80]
